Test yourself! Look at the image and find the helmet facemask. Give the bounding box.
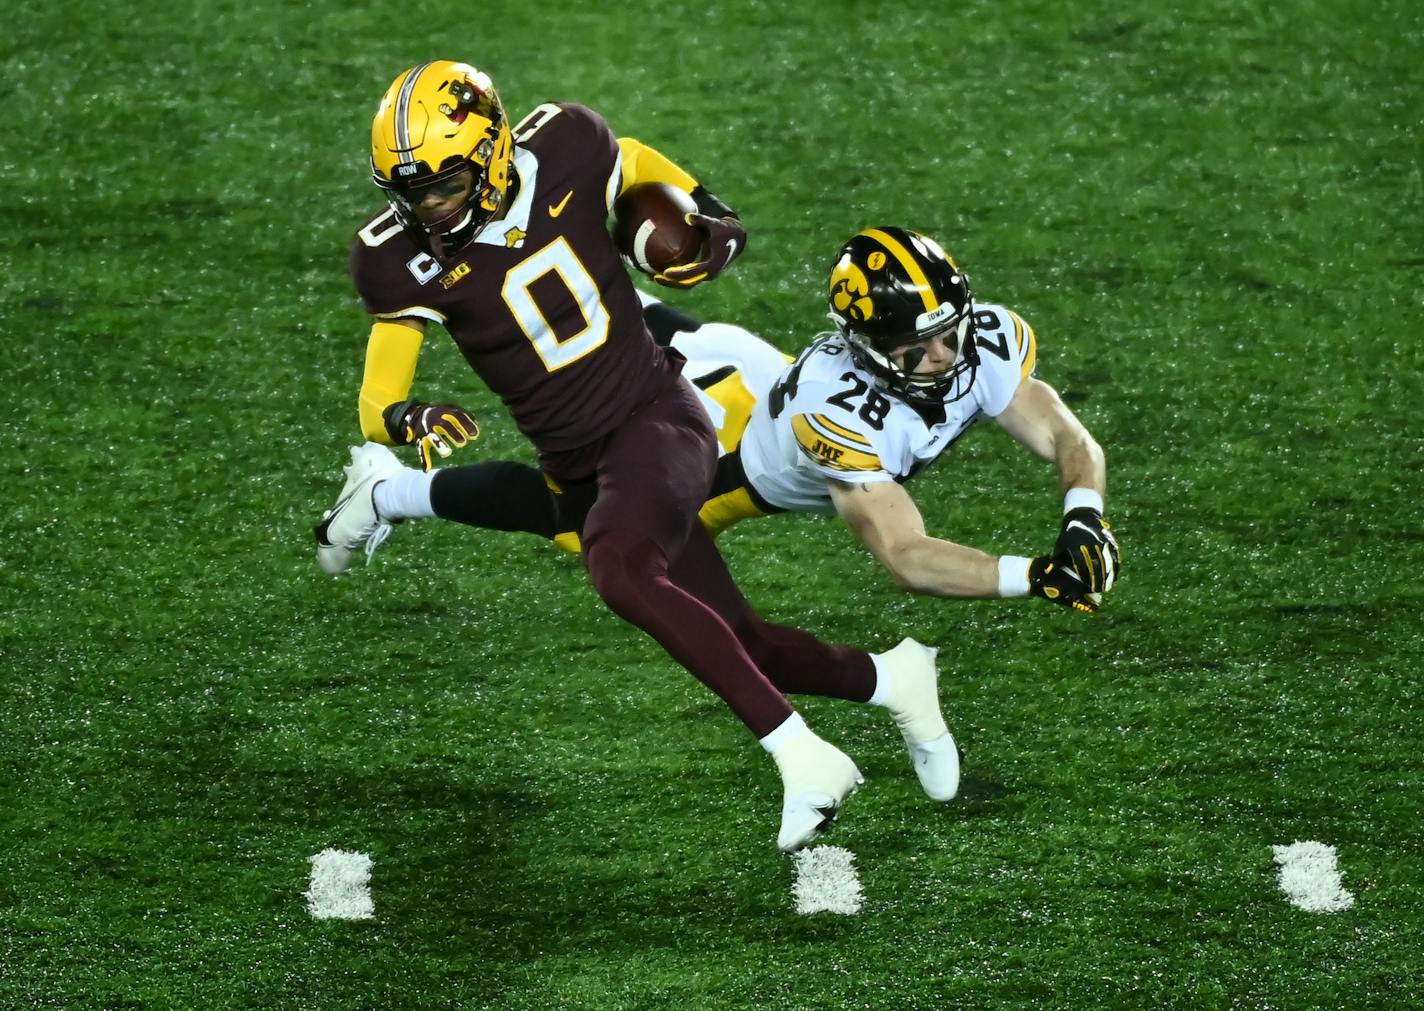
[379,153,499,261]
[843,304,980,407]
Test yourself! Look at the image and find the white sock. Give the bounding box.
[867,652,893,707]
[372,467,437,521]
[759,712,809,754]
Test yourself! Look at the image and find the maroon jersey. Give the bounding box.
[350,102,680,458]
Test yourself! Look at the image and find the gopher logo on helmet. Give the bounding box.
[441,72,500,127]
[829,256,874,323]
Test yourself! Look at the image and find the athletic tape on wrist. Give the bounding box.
[998,555,1032,598]
[1063,487,1105,516]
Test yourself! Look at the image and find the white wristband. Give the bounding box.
[998,555,1032,598]
[1063,487,1105,515]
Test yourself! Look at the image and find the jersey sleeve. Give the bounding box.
[616,136,700,195]
[1008,309,1037,381]
[357,320,424,443]
[789,409,895,484]
[973,304,1038,416]
[348,221,449,324]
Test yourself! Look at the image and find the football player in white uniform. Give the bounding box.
[340,226,1119,613]
[740,226,1119,612]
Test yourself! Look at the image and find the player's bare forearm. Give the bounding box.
[1054,427,1106,497]
[884,533,1002,598]
[828,479,1002,598]
[997,377,1107,498]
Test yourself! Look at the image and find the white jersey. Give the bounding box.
[673,321,791,447]
[737,301,1038,513]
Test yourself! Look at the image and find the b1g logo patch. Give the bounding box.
[439,262,471,289]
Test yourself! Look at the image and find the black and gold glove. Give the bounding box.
[1029,552,1100,614]
[383,399,480,472]
[1053,508,1120,593]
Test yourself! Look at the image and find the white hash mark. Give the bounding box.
[1271,840,1355,913]
[306,848,375,920]
[792,845,863,915]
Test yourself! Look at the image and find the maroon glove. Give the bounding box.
[655,213,747,289]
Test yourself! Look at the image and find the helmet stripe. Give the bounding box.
[394,62,433,162]
[861,228,937,313]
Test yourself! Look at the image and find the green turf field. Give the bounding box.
[4,0,1422,1007]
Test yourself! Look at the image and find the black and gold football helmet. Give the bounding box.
[370,61,515,259]
[826,227,979,405]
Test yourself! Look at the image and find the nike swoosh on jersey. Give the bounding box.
[548,190,573,217]
[723,237,739,265]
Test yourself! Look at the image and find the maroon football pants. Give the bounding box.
[544,376,875,738]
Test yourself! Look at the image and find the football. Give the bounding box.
[611,182,705,275]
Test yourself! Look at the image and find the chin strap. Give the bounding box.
[423,176,514,261]
[428,228,450,262]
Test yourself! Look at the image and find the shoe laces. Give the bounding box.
[364,522,394,564]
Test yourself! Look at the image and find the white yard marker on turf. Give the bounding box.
[1271,840,1355,913]
[306,848,375,920]
[792,845,863,915]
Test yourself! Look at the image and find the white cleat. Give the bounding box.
[773,730,864,853]
[907,733,961,803]
[314,443,404,575]
[876,637,961,801]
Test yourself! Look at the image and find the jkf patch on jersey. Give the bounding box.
[791,413,883,472]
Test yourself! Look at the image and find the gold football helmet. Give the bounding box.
[369,61,515,258]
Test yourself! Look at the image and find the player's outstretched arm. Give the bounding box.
[828,479,1002,598]
[994,377,1120,593]
[994,377,1106,494]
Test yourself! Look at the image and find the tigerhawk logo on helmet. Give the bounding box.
[826,226,980,406]
[369,60,516,260]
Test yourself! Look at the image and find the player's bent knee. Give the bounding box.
[584,532,670,620]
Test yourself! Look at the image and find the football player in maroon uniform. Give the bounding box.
[315,61,959,850]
